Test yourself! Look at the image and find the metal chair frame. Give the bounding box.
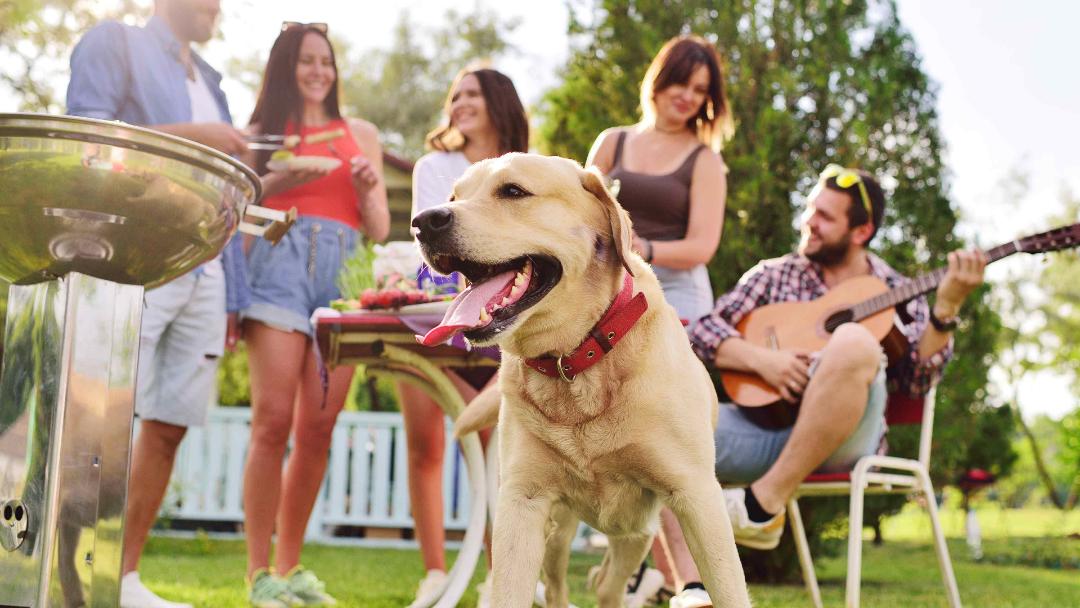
[784,387,962,608]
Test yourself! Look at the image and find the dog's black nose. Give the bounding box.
[412,207,454,236]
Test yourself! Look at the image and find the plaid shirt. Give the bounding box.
[690,252,951,398]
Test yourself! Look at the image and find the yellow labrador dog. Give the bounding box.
[412,153,749,608]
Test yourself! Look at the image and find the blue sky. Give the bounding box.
[3,0,1075,417]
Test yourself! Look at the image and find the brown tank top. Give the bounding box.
[608,130,705,241]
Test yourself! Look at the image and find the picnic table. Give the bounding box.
[312,306,497,608]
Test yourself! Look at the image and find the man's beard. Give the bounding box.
[802,232,851,267]
[165,0,216,44]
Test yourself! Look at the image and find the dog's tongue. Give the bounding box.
[418,270,516,346]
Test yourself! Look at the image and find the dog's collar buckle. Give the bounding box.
[555,354,575,383]
[524,273,647,382]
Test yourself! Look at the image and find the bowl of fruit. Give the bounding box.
[331,242,462,314]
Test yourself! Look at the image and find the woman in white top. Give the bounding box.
[405,67,529,608]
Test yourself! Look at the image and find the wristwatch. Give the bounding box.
[929,307,958,332]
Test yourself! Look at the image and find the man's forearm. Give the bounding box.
[713,337,769,374]
[151,123,197,139]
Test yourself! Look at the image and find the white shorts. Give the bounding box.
[135,259,226,428]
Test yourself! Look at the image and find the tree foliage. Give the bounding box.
[0,0,147,112]
[340,10,519,160]
[538,0,1013,578]
[1038,194,1080,392]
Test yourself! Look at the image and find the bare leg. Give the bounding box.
[655,506,697,590]
[122,419,187,574]
[399,382,450,573]
[751,323,880,513]
[243,322,307,578]
[397,370,490,574]
[274,345,354,573]
[650,533,678,589]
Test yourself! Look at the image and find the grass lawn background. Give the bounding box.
[140,505,1079,607]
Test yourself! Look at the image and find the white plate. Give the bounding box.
[266,156,342,172]
[394,300,453,315]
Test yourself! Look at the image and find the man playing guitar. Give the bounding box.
[694,164,986,555]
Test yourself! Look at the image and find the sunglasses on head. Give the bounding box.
[815,164,873,218]
[281,21,328,33]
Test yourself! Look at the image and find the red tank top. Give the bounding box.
[263,119,364,229]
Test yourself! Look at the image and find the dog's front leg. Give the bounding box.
[593,533,654,608]
[541,503,579,608]
[668,481,752,608]
[491,484,555,608]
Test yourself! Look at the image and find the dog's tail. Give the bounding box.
[453,385,502,438]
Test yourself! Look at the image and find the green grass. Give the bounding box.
[139,505,1080,608]
[880,503,1080,540]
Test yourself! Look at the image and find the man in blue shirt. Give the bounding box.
[67,2,249,607]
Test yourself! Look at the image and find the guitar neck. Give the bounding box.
[851,241,1019,322]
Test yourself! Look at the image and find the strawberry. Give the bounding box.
[359,289,378,309]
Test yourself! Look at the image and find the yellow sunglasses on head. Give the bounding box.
[814,164,873,218]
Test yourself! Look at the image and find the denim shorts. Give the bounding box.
[653,263,714,327]
[243,216,358,336]
[713,356,889,484]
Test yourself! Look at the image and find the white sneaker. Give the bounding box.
[476,574,491,608]
[669,586,712,608]
[533,579,547,606]
[626,567,667,608]
[120,572,193,608]
[723,488,785,550]
[408,569,447,608]
[587,564,667,608]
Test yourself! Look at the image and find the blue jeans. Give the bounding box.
[714,358,888,484]
[243,216,358,336]
[653,263,713,326]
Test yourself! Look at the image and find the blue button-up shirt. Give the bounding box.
[66,15,250,311]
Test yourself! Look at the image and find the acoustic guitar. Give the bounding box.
[720,222,1080,428]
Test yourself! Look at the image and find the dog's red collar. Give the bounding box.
[524,273,648,382]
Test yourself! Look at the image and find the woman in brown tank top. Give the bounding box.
[586,35,735,605]
[587,35,733,328]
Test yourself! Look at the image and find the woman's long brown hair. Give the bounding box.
[249,25,343,175]
[640,35,734,152]
[425,68,529,155]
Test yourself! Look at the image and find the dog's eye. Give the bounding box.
[497,183,531,199]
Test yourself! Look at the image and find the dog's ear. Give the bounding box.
[581,168,635,276]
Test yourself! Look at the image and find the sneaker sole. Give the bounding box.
[734,535,782,550]
[734,513,785,550]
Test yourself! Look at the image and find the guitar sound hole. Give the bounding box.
[824,309,854,333]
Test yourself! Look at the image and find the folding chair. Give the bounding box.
[785,387,962,607]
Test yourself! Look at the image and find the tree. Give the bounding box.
[537,0,1011,579]
[0,0,147,112]
[1028,193,1080,508]
[341,9,518,160]
[988,173,1080,511]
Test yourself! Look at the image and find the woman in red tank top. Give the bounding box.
[238,23,389,605]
